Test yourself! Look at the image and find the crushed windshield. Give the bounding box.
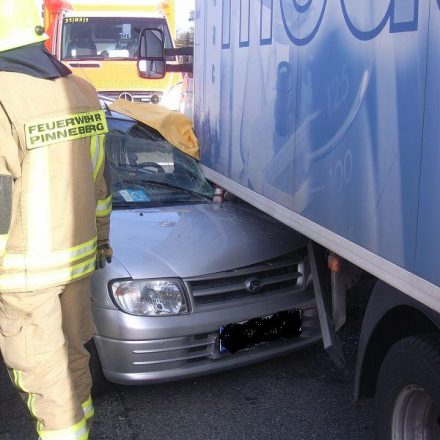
[106,117,214,207]
[61,17,173,60]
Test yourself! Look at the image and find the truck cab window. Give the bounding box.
[61,17,173,61]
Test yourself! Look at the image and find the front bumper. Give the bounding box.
[93,286,320,384]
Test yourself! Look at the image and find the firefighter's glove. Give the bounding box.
[96,240,113,269]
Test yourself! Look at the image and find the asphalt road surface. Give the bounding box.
[0,279,375,440]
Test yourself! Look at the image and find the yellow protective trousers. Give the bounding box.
[0,277,94,439]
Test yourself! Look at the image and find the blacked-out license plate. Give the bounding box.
[219,309,302,354]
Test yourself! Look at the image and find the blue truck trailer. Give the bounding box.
[191,1,440,438]
[136,1,440,437]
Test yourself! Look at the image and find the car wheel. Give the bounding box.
[374,333,440,440]
[86,338,110,398]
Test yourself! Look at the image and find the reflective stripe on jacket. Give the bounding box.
[0,72,111,292]
[90,134,112,219]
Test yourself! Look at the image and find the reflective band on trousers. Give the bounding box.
[38,417,89,440]
[2,237,97,270]
[10,369,89,439]
[96,195,112,218]
[0,256,96,291]
[82,396,94,421]
[10,369,41,430]
[90,134,105,181]
[25,110,108,150]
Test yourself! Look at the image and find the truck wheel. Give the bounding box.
[374,334,440,440]
[86,339,110,398]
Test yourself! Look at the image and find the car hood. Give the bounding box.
[110,202,306,279]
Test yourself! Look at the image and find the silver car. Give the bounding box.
[89,111,320,392]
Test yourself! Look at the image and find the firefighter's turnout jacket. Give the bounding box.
[0,72,111,291]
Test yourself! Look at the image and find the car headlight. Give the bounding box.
[110,279,189,316]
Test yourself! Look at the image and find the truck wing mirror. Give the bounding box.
[137,28,194,79]
[137,28,166,79]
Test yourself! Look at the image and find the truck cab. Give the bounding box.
[44,0,182,108]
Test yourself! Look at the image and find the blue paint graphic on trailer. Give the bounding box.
[195,0,438,286]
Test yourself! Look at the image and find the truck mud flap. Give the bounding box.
[308,241,346,370]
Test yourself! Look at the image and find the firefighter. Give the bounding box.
[0,0,112,439]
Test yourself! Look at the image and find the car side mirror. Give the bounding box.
[137,28,166,79]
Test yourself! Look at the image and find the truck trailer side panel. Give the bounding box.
[416,4,440,284]
[195,1,439,303]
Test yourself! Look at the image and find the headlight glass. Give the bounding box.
[110,279,188,316]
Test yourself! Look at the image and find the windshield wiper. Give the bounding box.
[113,201,148,209]
[134,180,211,201]
[65,56,104,61]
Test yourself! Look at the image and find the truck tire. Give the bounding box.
[374,334,440,440]
[86,339,110,398]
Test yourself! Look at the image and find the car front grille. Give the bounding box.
[184,253,305,305]
[98,91,163,103]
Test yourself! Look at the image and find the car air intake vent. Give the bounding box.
[185,253,304,305]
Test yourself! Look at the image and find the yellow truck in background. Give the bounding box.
[44,0,181,108]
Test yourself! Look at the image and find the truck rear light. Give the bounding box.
[328,253,341,273]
